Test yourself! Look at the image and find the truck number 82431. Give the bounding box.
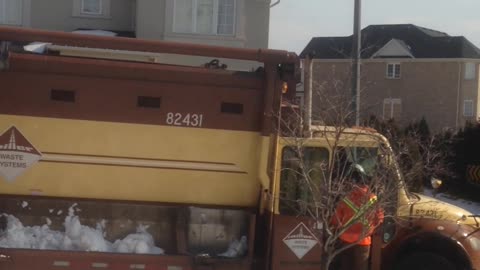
[166,112,204,127]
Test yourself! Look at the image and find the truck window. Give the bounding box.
[334,147,379,179]
[279,146,329,216]
[333,146,398,214]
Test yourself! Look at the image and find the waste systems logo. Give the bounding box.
[0,126,42,182]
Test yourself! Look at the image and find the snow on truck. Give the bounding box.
[0,26,479,270]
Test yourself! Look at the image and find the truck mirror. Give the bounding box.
[431,178,443,190]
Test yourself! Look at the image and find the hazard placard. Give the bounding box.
[0,126,42,182]
[283,222,319,259]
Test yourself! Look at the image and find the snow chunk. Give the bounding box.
[218,236,247,258]
[21,201,28,208]
[24,42,51,54]
[112,225,164,255]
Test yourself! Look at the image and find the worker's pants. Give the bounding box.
[338,243,370,270]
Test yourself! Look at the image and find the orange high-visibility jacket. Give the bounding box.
[332,185,384,246]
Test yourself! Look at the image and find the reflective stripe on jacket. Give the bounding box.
[332,185,384,246]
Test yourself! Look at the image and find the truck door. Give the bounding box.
[270,146,329,270]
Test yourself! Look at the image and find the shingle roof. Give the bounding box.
[300,24,480,59]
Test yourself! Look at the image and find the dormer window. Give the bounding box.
[386,63,401,79]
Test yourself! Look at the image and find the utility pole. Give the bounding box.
[303,53,313,136]
[351,0,361,126]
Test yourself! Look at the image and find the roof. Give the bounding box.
[300,24,480,59]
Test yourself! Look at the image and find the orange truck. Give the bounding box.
[0,27,479,270]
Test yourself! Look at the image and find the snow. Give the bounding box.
[0,204,164,255]
[218,236,247,258]
[24,30,116,54]
[424,189,480,214]
[23,42,50,54]
[21,201,28,208]
[71,30,117,37]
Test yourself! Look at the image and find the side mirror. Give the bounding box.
[431,178,443,190]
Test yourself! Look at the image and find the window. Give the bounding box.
[383,98,402,120]
[334,147,380,180]
[386,63,401,79]
[81,0,102,15]
[0,0,23,25]
[279,147,329,216]
[464,100,474,117]
[73,0,110,18]
[174,0,236,35]
[465,63,476,80]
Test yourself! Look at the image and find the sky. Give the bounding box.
[269,0,480,54]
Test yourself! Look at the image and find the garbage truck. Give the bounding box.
[0,27,479,270]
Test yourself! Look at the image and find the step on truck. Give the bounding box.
[0,27,479,270]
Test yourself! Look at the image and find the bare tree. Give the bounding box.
[277,90,403,269]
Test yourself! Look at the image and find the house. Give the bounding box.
[1,0,271,70]
[300,24,480,132]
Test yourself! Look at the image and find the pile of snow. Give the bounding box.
[218,236,247,258]
[0,204,164,254]
[424,189,480,214]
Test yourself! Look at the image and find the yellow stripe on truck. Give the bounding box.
[0,115,270,207]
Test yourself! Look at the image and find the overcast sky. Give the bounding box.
[269,0,480,54]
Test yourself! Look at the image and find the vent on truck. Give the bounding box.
[221,102,243,115]
[137,96,161,109]
[50,89,75,103]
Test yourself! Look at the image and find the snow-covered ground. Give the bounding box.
[0,204,164,254]
[423,189,480,214]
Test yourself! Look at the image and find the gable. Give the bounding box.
[372,39,414,58]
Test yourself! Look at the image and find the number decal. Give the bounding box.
[182,114,191,126]
[166,113,204,127]
[191,114,199,126]
[166,113,174,125]
[174,113,182,126]
[415,208,439,218]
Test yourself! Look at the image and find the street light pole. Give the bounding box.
[351,0,361,126]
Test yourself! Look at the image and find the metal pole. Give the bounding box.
[304,54,313,136]
[351,0,361,126]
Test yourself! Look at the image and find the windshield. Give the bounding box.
[335,147,379,177]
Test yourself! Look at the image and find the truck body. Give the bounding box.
[0,27,479,270]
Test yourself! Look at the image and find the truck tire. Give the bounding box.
[395,252,456,270]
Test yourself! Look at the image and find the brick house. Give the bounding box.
[300,24,480,132]
[0,0,271,70]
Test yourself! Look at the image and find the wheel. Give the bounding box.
[394,252,456,270]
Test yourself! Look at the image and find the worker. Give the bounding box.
[332,164,384,270]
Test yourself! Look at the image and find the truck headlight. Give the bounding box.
[468,236,480,251]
